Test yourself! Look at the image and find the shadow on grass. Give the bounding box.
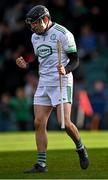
[0,148,108,179]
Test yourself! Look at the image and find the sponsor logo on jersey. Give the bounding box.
[37,44,52,58]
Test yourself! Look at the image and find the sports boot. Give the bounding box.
[76,146,89,169]
[24,163,48,173]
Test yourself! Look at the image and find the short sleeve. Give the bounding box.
[61,30,77,53]
[31,34,37,55]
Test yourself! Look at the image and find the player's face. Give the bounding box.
[26,18,48,34]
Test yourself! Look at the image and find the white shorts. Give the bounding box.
[34,86,73,106]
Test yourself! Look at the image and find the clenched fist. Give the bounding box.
[57,64,66,75]
[16,56,28,69]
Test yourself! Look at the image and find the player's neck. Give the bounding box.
[48,20,52,28]
[47,21,54,31]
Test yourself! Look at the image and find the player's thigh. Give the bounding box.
[34,105,53,126]
[34,86,52,106]
[57,103,72,123]
[51,86,73,106]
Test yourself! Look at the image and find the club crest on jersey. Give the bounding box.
[35,37,40,40]
[37,44,52,58]
[50,34,57,41]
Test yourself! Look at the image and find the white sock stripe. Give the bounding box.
[38,157,46,160]
[38,155,46,157]
[38,159,46,162]
[77,145,84,150]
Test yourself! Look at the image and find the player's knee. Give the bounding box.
[34,118,46,130]
[65,118,72,129]
[34,118,40,130]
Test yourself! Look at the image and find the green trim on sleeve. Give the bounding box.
[66,47,77,53]
[54,25,66,35]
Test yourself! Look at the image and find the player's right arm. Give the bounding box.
[16,34,37,69]
[16,56,28,69]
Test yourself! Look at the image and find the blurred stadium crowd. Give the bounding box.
[0,0,108,131]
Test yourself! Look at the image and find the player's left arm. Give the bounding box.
[57,28,79,75]
[62,29,79,74]
[57,52,79,75]
[65,52,79,74]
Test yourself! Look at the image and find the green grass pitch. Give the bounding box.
[0,131,108,179]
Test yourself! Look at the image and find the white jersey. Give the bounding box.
[31,23,77,86]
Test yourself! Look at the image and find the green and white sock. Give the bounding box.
[75,139,84,150]
[37,152,46,167]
